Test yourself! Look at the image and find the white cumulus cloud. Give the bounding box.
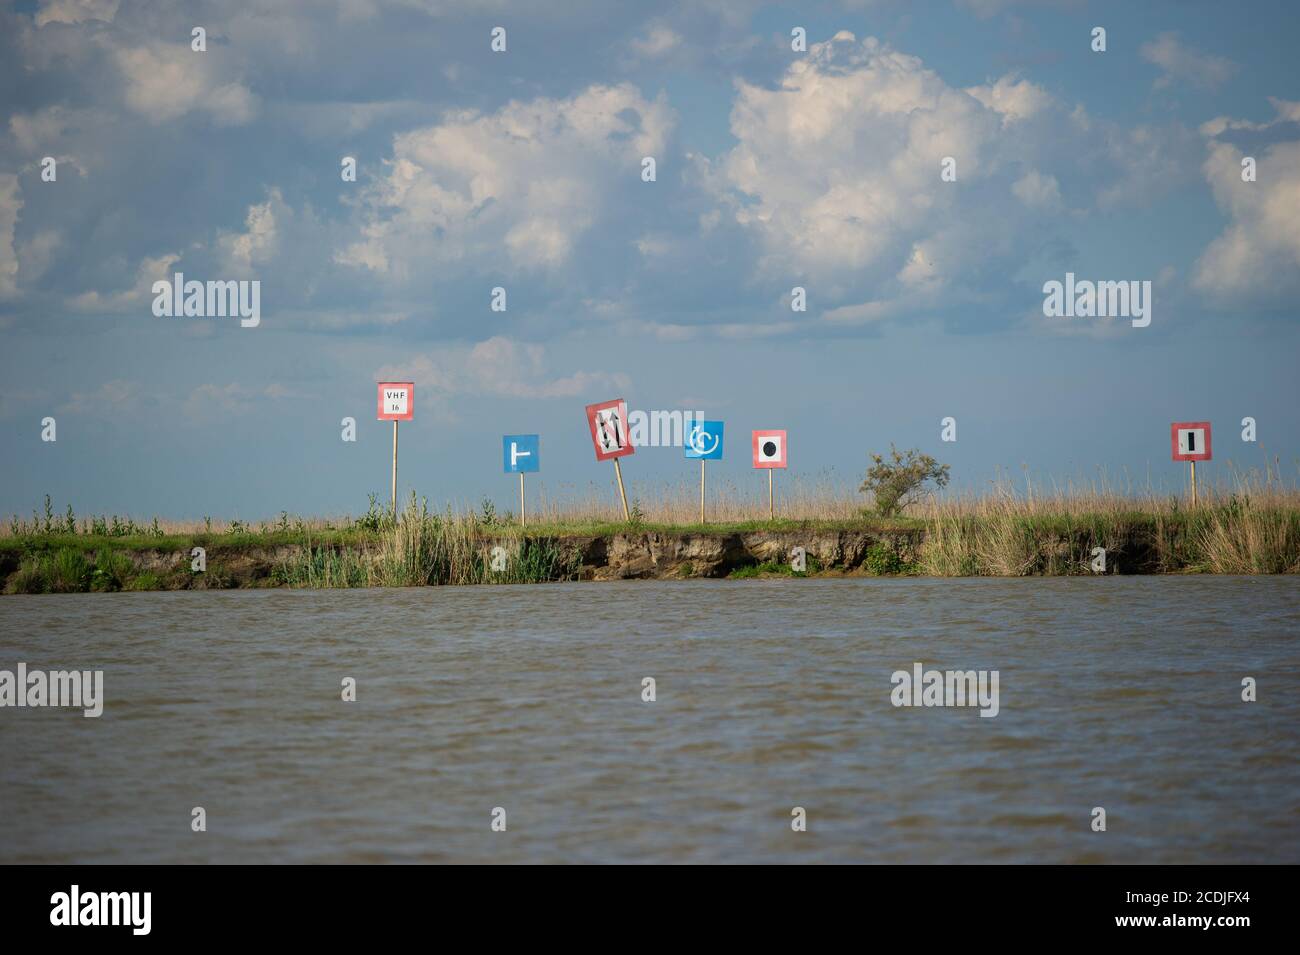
[707,32,1059,314]
[337,83,674,280]
[112,43,258,125]
[1193,101,1300,305]
[375,336,630,400]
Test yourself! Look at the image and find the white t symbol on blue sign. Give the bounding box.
[502,434,540,473]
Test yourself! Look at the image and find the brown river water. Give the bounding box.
[1,577,1297,864]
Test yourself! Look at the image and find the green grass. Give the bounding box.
[273,544,374,589]
[7,558,47,594]
[271,498,583,588]
[124,572,162,592]
[89,549,135,591]
[0,517,907,552]
[3,494,1296,592]
[511,516,927,537]
[12,549,94,594]
[728,560,795,579]
[0,526,377,555]
[864,541,911,575]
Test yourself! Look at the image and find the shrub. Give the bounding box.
[354,493,391,532]
[860,445,950,517]
[729,560,790,579]
[864,541,906,575]
[125,572,161,591]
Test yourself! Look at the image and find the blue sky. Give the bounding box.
[1,0,1297,521]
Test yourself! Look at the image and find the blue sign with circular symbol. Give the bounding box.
[684,420,724,460]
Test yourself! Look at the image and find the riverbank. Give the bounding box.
[4,501,1297,592]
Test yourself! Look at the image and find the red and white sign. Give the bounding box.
[1171,421,1211,461]
[377,382,414,421]
[752,430,787,469]
[585,398,635,461]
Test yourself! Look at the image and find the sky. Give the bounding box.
[1,0,1297,522]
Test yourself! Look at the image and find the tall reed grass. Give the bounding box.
[915,473,1300,576]
[11,460,1294,535]
[6,463,1298,585]
[274,494,580,587]
[1194,498,1300,574]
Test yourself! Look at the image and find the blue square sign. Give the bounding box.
[684,420,724,460]
[503,434,540,473]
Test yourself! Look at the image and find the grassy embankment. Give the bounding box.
[3,477,1299,593]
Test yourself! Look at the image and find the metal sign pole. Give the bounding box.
[391,420,399,518]
[520,472,526,527]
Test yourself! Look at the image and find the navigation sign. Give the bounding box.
[503,434,540,473]
[502,434,540,526]
[585,398,634,521]
[685,420,724,523]
[376,381,414,515]
[684,420,724,460]
[585,398,634,461]
[1171,420,1211,507]
[1171,421,1212,461]
[752,430,787,468]
[752,429,787,520]
[377,382,414,421]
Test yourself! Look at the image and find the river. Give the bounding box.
[2,577,1297,863]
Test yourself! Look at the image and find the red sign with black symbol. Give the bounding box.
[585,398,635,461]
[1171,421,1211,462]
[752,430,787,469]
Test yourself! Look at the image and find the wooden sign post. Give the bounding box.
[377,382,414,517]
[585,399,635,522]
[684,420,724,525]
[701,460,707,523]
[1171,421,1212,507]
[613,459,631,521]
[503,435,540,527]
[752,430,788,520]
